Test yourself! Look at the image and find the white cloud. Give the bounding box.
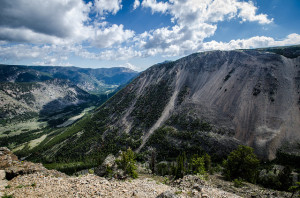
[0,0,93,44]
[121,63,140,71]
[92,24,135,48]
[202,33,300,51]
[133,0,141,10]
[136,0,274,57]
[0,44,78,65]
[142,0,169,13]
[94,0,122,15]
[237,1,273,24]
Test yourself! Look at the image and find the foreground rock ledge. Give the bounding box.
[0,147,239,198]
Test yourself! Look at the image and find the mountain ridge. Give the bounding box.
[0,64,138,94]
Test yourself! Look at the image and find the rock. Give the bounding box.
[132,190,138,196]
[0,170,5,180]
[95,154,117,177]
[193,184,203,192]
[5,161,46,180]
[156,191,179,198]
[0,179,8,191]
[201,193,209,198]
[0,147,18,168]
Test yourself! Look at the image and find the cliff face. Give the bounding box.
[27,46,300,161]
[99,48,300,159]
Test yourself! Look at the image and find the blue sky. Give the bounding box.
[0,0,299,71]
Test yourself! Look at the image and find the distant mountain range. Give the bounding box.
[0,65,138,94]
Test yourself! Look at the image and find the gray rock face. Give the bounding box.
[96,48,300,159]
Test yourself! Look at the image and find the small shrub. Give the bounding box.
[31,183,36,187]
[162,177,169,185]
[88,169,94,174]
[233,178,244,188]
[5,185,11,189]
[289,182,300,198]
[2,194,14,198]
[16,184,24,188]
[175,191,182,195]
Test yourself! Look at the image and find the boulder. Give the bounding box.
[5,161,47,180]
[0,147,18,168]
[95,154,117,177]
[156,191,180,198]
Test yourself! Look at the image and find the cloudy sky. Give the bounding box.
[0,0,299,71]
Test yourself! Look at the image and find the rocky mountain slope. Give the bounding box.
[19,46,300,163]
[0,64,138,94]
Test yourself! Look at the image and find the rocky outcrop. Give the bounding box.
[0,147,18,168]
[0,147,65,180]
[94,154,125,178]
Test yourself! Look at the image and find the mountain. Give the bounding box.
[12,45,300,163]
[0,79,98,122]
[0,65,138,94]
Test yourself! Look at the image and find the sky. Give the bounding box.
[0,0,299,71]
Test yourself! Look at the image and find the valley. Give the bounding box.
[0,65,138,162]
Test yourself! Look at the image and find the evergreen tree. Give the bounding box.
[203,153,211,173]
[191,154,206,175]
[116,148,138,178]
[223,145,259,183]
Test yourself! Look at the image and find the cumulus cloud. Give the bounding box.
[142,0,169,13]
[94,0,122,15]
[0,0,132,49]
[202,33,300,51]
[137,0,274,57]
[0,0,92,44]
[133,0,141,10]
[92,24,135,48]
